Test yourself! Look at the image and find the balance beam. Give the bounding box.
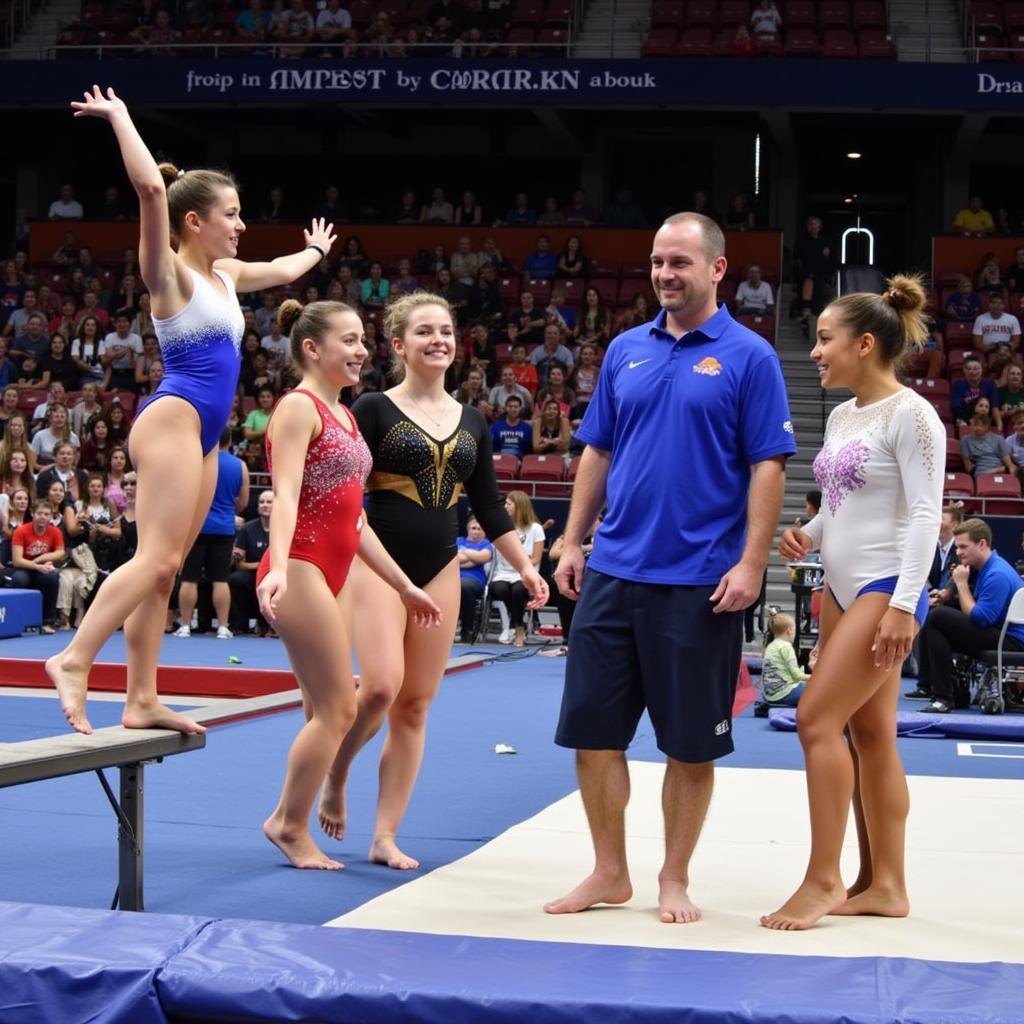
[0,726,205,912]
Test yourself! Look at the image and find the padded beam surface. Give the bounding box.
[769,707,1024,739]
[0,901,206,1024]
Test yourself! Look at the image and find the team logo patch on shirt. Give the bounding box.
[693,356,722,377]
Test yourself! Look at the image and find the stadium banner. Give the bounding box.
[4,58,1024,110]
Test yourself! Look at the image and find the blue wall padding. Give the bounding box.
[3,902,1024,1024]
[768,707,1024,740]
[0,901,207,1024]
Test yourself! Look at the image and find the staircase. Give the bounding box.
[765,296,847,613]
[888,0,968,62]
[573,0,648,57]
[1,0,81,59]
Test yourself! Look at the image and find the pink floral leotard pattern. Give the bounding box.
[814,438,870,515]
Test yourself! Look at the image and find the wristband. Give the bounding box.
[306,243,326,259]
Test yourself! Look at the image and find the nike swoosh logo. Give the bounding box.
[628,359,651,369]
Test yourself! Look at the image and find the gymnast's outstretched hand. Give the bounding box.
[71,84,128,121]
[400,583,443,629]
[304,218,338,257]
[522,565,550,608]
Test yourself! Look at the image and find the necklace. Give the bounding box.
[399,387,447,430]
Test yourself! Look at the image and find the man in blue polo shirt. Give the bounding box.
[546,212,795,924]
[916,517,1024,713]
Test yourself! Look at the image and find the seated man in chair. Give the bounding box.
[916,518,1024,713]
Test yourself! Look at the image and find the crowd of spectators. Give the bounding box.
[62,0,574,58]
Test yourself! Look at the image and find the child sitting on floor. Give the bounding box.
[759,611,810,708]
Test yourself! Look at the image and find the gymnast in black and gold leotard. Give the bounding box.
[318,292,548,874]
[353,393,512,588]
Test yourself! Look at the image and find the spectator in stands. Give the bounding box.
[74,472,123,571]
[242,386,277,445]
[312,184,349,224]
[236,0,273,39]
[79,417,112,471]
[36,441,87,504]
[30,382,67,432]
[421,187,455,225]
[39,336,78,393]
[490,394,532,456]
[735,265,775,316]
[532,395,571,454]
[603,187,643,228]
[99,401,130,447]
[1005,248,1024,294]
[100,311,143,392]
[360,261,390,311]
[36,283,60,321]
[107,273,142,320]
[972,291,1021,364]
[3,288,42,341]
[32,404,79,467]
[394,190,419,224]
[564,188,599,227]
[568,343,600,420]
[132,294,153,340]
[457,515,492,644]
[1,413,37,474]
[273,0,315,54]
[455,190,483,226]
[489,364,533,417]
[944,275,981,323]
[537,195,566,227]
[953,354,998,425]
[258,186,290,223]
[435,268,468,325]
[542,514,602,659]
[13,354,43,389]
[48,185,83,221]
[758,610,809,707]
[531,322,575,388]
[466,322,496,381]
[613,292,651,338]
[451,236,483,287]
[260,316,290,370]
[9,314,49,368]
[976,254,1004,293]
[444,340,469,393]
[526,235,558,280]
[49,298,79,345]
[0,385,18,436]
[315,0,353,46]
[951,195,995,237]
[142,9,182,56]
[254,291,279,338]
[1005,409,1024,469]
[537,362,575,416]
[465,264,504,329]
[916,518,1024,713]
[68,382,101,439]
[793,215,831,336]
[337,235,368,277]
[11,499,63,631]
[499,192,537,227]
[76,290,110,332]
[544,286,577,334]
[509,290,548,346]
[453,366,493,418]
[50,235,76,270]
[960,413,1014,477]
[72,249,100,286]
[1000,365,1024,420]
[334,264,361,306]
[487,490,545,647]
[175,430,248,639]
[98,185,128,220]
[509,340,538,395]
[229,489,273,636]
[913,315,945,380]
[557,236,587,280]
[104,447,131,514]
[750,0,782,36]
[575,286,611,350]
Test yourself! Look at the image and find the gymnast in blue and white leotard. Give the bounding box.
[149,266,244,455]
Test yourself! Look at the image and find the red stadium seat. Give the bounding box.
[922,395,952,422]
[819,0,850,28]
[944,321,975,347]
[945,437,964,472]
[495,343,514,365]
[1006,1,1024,30]
[943,471,975,497]
[618,277,655,305]
[857,28,895,57]
[737,312,776,343]
[852,0,886,29]
[754,31,784,54]
[242,396,257,416]
[512,0,545,25]
[349,0,374,25]
[505,26,537,45]
[554,278,584,305]
[713,26,743,53]
[567,455,582,482]
[784,26,820,55]
[544,0,572,26]
[526,278,552,304]
[589,259,621,279]
[972,0,1003,31]
[822,28,857,55]
[588,277,619,306]
[621,261,650,277]
[520,454,567,496]
[685,0,717,27]
[719,0,752,27]
[651,0,685,27]
[975,472,1023,515]
[718,278,738,302]
[498,275,522,302]
[784,0,816,27]
[643,26,678,54]
[909,377,951,398]
[492,453,519,480]
[677,26,713,53]
[536,27,569,47]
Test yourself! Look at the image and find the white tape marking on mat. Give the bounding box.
[957,741,1024,760]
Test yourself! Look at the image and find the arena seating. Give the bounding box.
[644,0,895,58]
[968,0,1024,57]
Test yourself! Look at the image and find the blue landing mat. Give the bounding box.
[768,706,1024,740]
[2,900,1022,1024]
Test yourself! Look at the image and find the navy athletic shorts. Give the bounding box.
[554,569,743,764]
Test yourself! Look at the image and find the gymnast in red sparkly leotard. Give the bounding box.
[256,389,370,596]
[256,299,441,872]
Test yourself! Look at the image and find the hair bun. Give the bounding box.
[884,273,926,315]
[157,162,181,188]
[277,298,303,336]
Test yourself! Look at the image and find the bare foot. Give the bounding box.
[122,701,206,735]
[831,886,910,918]
[760,879,847,930]
[658,877,701,923]
[263,818,344,870]
[543,871,632,914]
[317,781,346,841]
[845,872,872,900]
[46,653,92,735]
[369,835,419,870]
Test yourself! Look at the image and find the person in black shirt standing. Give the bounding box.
[230,489,273,635]
[793,216,832,338]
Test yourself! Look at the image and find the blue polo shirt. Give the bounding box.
[969,551,1024,645]
[201,450,244,536]
[576,304,796,585]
